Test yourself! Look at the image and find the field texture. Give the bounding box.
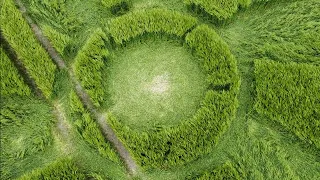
[0,0,319,179]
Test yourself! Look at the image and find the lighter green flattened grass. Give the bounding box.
[107,36,207,130]
[0,96,57,179]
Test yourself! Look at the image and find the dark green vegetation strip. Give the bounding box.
[70,91,121,163]
[0,0,56,98]
[255,60,320,148]
[41,24,71,57]
[184,0,251,20]
[101,0,131,15]
[102,0,129,8]
[0,48,31,96]
[0,97,55,179]
[18,158,86,180]
[74,28,109,107]
[185,25,239,88]
[107,11,239,168]
[109,8,197,44]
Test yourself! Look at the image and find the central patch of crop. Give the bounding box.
[107,37,207,129]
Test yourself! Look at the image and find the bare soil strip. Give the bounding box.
[72,73,139,175]
[53,101,74,155]
[15,0,66,70]
[14,0,139,176]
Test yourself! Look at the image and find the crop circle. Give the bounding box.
[105,9,240,168]
[107,37,207,129]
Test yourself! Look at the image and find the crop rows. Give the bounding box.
[0,0,57,98]
[18,158,86,179]
[0,48,31,97]
[41,24,71,57]
[69,91,120,163]
[74,28,109,107]
[105,10,239,168]
[186,25,239,88]
[109,8,197,44]
[255,60,320,148]
[184,0,251,20]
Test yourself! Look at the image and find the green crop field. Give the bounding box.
[0,0,319,179]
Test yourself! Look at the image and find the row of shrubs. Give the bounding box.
[74,28,109,107]
[0,0,57,98]
[106,11,239,168]
[108,8,198,44]
[254,60,320,149]
[18,158,86,180]
[0,48,31,97]
[69,91,121,163]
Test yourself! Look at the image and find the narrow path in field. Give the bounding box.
[71,71,139,175]
[15,0,66,70]
[1,30,73,154]
[53,101,74,155]
[14,0,139,176]
[236,61,255,119]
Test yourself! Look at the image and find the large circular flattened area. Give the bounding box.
[107,37,207,129]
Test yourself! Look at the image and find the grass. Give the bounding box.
[51,64,128,179]
[132,0,187,11]
[107,35,207,130]
[0,96,57,179]
[217,0,320,65]
[18,158,87,179]
[1,0,320,179]
[0,0,57,98]
[0,47,31,96]
[131,0,320,178]
[254,60,320,148]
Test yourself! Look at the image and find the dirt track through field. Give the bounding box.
[1,29,72,153]
[14,0,139,176]
[15,0,66,70]
[72,72,139,175]
[53,101,74,154]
